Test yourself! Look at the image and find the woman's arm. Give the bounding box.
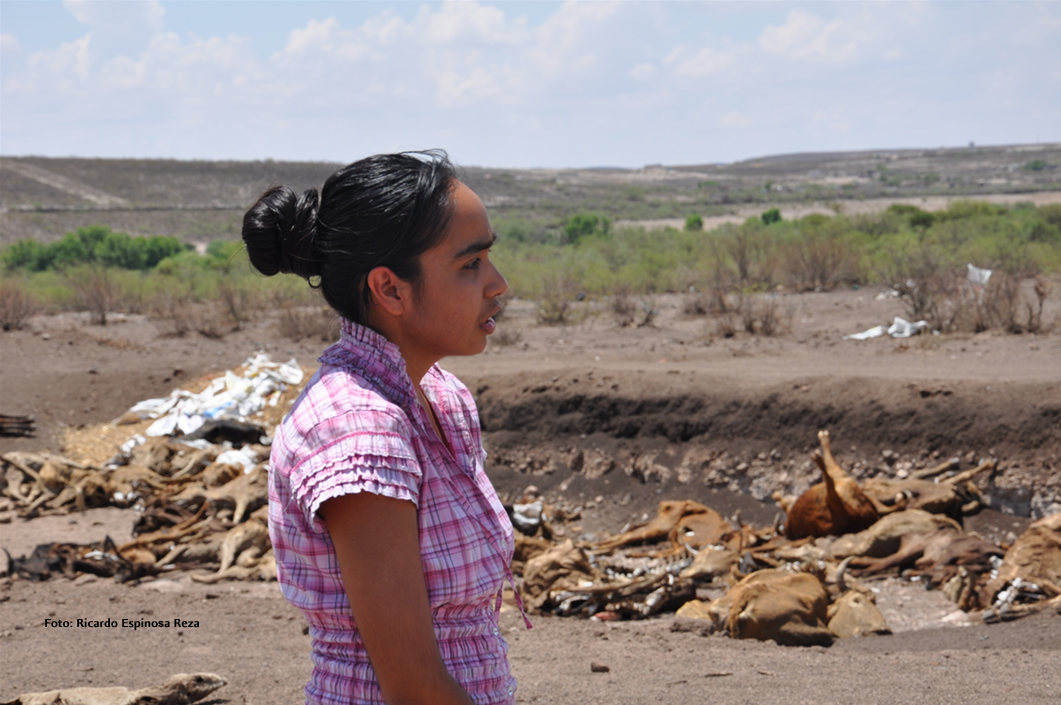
[320,493,474,705]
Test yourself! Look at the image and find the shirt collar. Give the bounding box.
[318,317,420,409]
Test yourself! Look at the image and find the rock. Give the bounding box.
[590,661,610,673]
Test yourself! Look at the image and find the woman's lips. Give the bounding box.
[480,317,496,333]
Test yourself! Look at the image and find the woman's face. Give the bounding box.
[405,180,507,361]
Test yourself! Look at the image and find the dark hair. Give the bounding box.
[241,150,457,323]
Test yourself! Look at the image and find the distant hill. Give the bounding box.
[2,143,1058,245]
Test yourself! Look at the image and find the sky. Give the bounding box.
[1,1,1059,169]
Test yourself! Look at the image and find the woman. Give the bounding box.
[242,151,525,705]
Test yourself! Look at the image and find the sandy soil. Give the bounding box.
[2,285,1061,704]
[620,189,1061,231]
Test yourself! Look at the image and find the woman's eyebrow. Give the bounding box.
[453,232,497,260]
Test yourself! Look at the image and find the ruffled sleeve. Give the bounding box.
[289,408,422,533]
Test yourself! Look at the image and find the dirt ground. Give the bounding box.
[2,285,1061,704]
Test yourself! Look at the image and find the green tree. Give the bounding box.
[563,213,611,244]
[144,236,189,269]
[2,239,52,271]
[761,208,782,226]
[684,214,704,232]
[95,231,146,269]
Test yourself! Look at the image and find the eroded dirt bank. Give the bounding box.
[472,372,1061,527]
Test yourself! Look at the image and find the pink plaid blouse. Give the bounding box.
[269,318,521,705]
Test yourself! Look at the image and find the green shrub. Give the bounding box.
[684,214,704,232]
[1,227,190,273]
[563,213,611,244]
[761,207,782,225]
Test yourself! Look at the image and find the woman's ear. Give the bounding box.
[365,266,411,317]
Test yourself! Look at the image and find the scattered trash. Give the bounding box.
[842,325,886,341]
[125,353,302,438]
[967,263,992,288]
[843,317,933,340]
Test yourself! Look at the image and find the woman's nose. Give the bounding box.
[487,261,508,298]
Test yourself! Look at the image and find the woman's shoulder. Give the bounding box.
[275,364,416,464]
[428,366,477,410]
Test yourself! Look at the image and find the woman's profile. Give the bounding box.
[242,151,526,705]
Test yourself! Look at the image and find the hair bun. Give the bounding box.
[242,185,321,279]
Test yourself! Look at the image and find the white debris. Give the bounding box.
[124,353,302,437]
[967,263,992,288]
[216,447,264,474]
[843,325,887,341]
[513,499,544,534]
[844,317,934,341]
[887,317,932,338]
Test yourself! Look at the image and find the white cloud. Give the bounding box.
[24,35,92,83]
[665,46,735,77]
[1,33,22,57]
[278,18,372,62]
[758,9,861,63]
[1,2,1057,166]
[629,63,656,81]
[419,0,525,44]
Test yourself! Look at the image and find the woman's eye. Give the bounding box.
[465,258,481,270]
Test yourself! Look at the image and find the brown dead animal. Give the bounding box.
[824,509,962,561]
[170,463,267,524]
[521,539,604,611]
[856,525,1003,579]
[593,501,731,552]
[783,431,903,540]
[4,673,226,705]
[981,512,1061,609]
[827,558,891,638]
[708,569,834,647]
[862,459,995,521]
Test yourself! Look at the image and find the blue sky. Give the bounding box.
[1,1,1059,168]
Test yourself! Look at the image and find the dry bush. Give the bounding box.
[714,312,737,338]
[537,294,570,325]
[278,305,340,342]
[635,298,658,328]
[490,326,523,347]
[739,295,789,336]
[957,272,1053,334]
[883,250,1054,334]
[67,266,117,325]
[1027,277,1052,333]
[217,281,262,327]
[611,291,637,327]
[782,231,859,292]
[193,302,238,340]
[151,294,194,337]
[0,279,38,331]
[682,292,711,317]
